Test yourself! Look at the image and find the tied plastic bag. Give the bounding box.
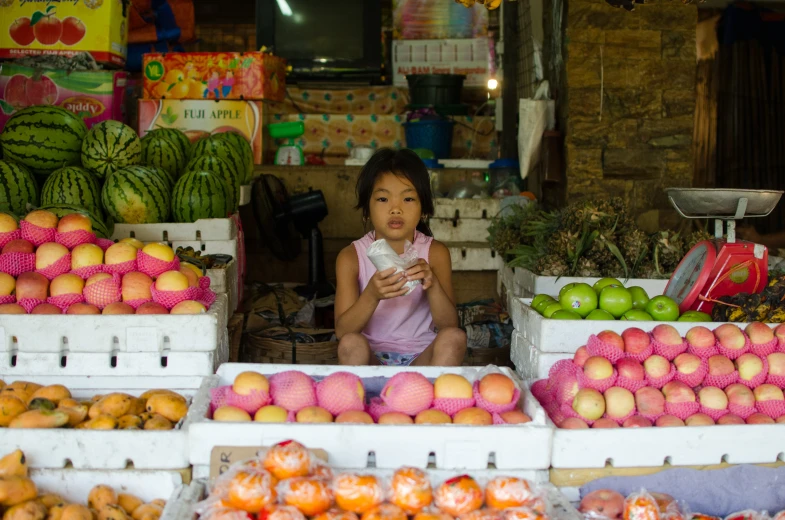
[366,239,420,295]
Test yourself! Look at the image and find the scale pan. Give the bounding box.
[666,188,783,219]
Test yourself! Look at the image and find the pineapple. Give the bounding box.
[534,255,570,277]
[621,228,650,266]
[686,229,714,251]
[576,257,602,277]
[652,231,685,274]
[546,229,580,259]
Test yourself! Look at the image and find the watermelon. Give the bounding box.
[0,160,39,215]
[172,170,231,223]
[141,134,186,179]
[102,166,170,224]
[81,121,141,178]
[146,128,191,160]
[41,166,102,217]
[215,131,253,184]
[191,136,245,186]
[0,106,87,175]
[146,166,175,190]
[183,155,238,211]
[37,204,113,239]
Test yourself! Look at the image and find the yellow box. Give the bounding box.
[0,0,128,67]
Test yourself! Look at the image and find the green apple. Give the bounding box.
[621,309,654,321]
[678,310,712,322]
[593,277,623,294]
[586,309,615,320]
[532,294,555,310]
[534,298,557,314]
[542,302,564,318]
[598,286,633,318]
[645,295,680,321]
[558,283,577,300]
[552,309,583,320]
[558,283,598,318]
[628,286,650,310]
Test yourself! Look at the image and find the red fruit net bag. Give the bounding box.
[36,253,72,280]
[432,397,475,417]
[687,343,719,359]
[20,221,55,246]
[645,364,677,389]
[124,298,153,310]
[673,358,708,388]
[56,230,96,249]
[559,402,594,426]
[71,264,104,280]
[577,369,618,393]
[366,396,392,421]
[0,252,35,276]
[0,230,21,249]
[225,387,272,415]
[95,238,115,251]
[47,293,84,311]
[604,408,636,426]
[738,356,768,389]
[728,401,757,419]
[626,342,654,363]
[755,399,785,419]
[137,250,180,278]
[715,337,751,360]
[17,298,44,313]
[651,335,689,361]
[103,259,137,275]
[473,380,521,414]
[616,374,648,393]
[316,371,366,416]
[750,338,778,357]
[83,272,122,309]
[0,295,14,305]
[382,372,434,416]
[702,370,739,389]
[699,404,729,421]
[766,372,785,389]
[269,371,317,412]
[549,359,577,378]
[198,277,217,308]
[555,372,580,404]
[664,401,699,420]
[587,334,625,363]
[529,379,550,403]
[150,285,203,310]
[210,385,232,415]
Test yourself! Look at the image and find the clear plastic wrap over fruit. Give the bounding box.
[366,238,420,295]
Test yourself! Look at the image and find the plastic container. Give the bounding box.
[489,159,524,198]
[404,119,454,159]
[406,74,466,106]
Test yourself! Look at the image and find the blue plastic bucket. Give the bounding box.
[403,119,454,159]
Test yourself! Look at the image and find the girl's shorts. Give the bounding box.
[374,351,419,366]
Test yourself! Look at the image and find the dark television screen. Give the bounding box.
[274,0,364,62]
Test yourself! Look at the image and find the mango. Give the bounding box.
[138,412,153,423]
[56,401,89,428]
[47,504,65,520]
[28,386,71,406]
[89,394,133,420]
[59,505,91,520]
[138,389,180,401]
[116,496,143,516]
[117,416,142,429]
[130,505,162,520]
[38,495,64,509]
[9,410,69,429]
[90,395,104,403]
[0,477,37,507]
[75,416,117,430]
[97,505,127,520]
[126,399,146,416]
[28,399,56,412]
[148,501,165,509]
[0,450,28,478]
[142,415,172,431]
[1,382,41,406]
[145,394,187,424]
[0,395,27,427]
[3,499,47,520]
[88,486,117,512]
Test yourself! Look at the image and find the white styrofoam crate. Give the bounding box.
[511,330,570,381]
[204,258,238,313]
[433,198,501,219]
[112,218,237,242]
[437,159,494,169]
[0,294,229,377]
[188,364,553,479]
[0,374,204,469]
[173,239,236,258]
[498,266,669,299]
[432,199,500,243]
[448,244,502,272]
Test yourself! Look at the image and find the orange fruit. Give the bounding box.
[313,511,360,520]
[485,477,533,510]
[263,440,312,480]
[187,80,206,98]
[226,470,277,513]
[390,467,433,514]
[623,494,660,520]
[168,81,190,99]
[312,463,334,480]
[279,477,334,516]
[258,505,307,520]
[434,475,484,517]
[413,511,454,520]
[361,504,408,520]
[164,70,185,84]
[502,508,541,520]
[153,82,171,99]
[458,509,502,520]
[520,192,537,201]
[333,473,385,514]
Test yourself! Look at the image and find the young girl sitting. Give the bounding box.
[334,148,467,366]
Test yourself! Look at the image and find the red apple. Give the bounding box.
[597,330,625,352]
[2,239,33,254]
[708,355,735,376]
[662,381,695,403]
[616,358,644,381]
[643,354,670,379]
[651,324,683,346]
[31,303,62,315]
[136,302,168,315]
[573,346,590,368]
[635,387,665,417]
[621,327,651,355]
[584,356,613,380]
[622,416,653,428]
[579,490,625,519]
[673,353,701,375]
[685,326,717,348]
[16,272,48,300]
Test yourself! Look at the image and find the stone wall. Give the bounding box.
[562,0,697,229]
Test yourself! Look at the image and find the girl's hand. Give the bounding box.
[405,259,437,290]
[365,267,409,302]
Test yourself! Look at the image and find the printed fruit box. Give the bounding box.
[0,63,126,132]
[138,99,269,164]
[142,52,286,102]
[0,0,129,67]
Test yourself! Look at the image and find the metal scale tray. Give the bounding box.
[666,188,783,220]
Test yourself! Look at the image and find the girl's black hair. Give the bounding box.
[355,148,434,236]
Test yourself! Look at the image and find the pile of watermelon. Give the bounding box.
[0,106,253,226]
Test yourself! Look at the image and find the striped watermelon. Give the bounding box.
[215,131,253,184]
[0,106,87,175]
[81,121,141,179]
[191,136,245,186]
[0,160,39,215]
[146,128,191,160]
[183,155,238,211]
[141,134,185,179]
[102,166,170,224]
[37,203,113,239]
[146,166,175,190]
[41,166,102,217]
[172,170,230,223]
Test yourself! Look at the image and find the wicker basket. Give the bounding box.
[463,346,512,368]
[241,326,338,365]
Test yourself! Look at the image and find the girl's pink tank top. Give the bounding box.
[353,231,437,355]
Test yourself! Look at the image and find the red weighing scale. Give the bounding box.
[664,188,784,314]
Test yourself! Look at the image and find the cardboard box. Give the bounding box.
[0,63,126,132]
[0,0,128,66]
[138,99,269,164]
[142,52,286,102]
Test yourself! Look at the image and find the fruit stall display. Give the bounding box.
[187,364,552,478]
[530,323,785,468]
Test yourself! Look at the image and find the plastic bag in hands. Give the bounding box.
[366,238,420,295]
